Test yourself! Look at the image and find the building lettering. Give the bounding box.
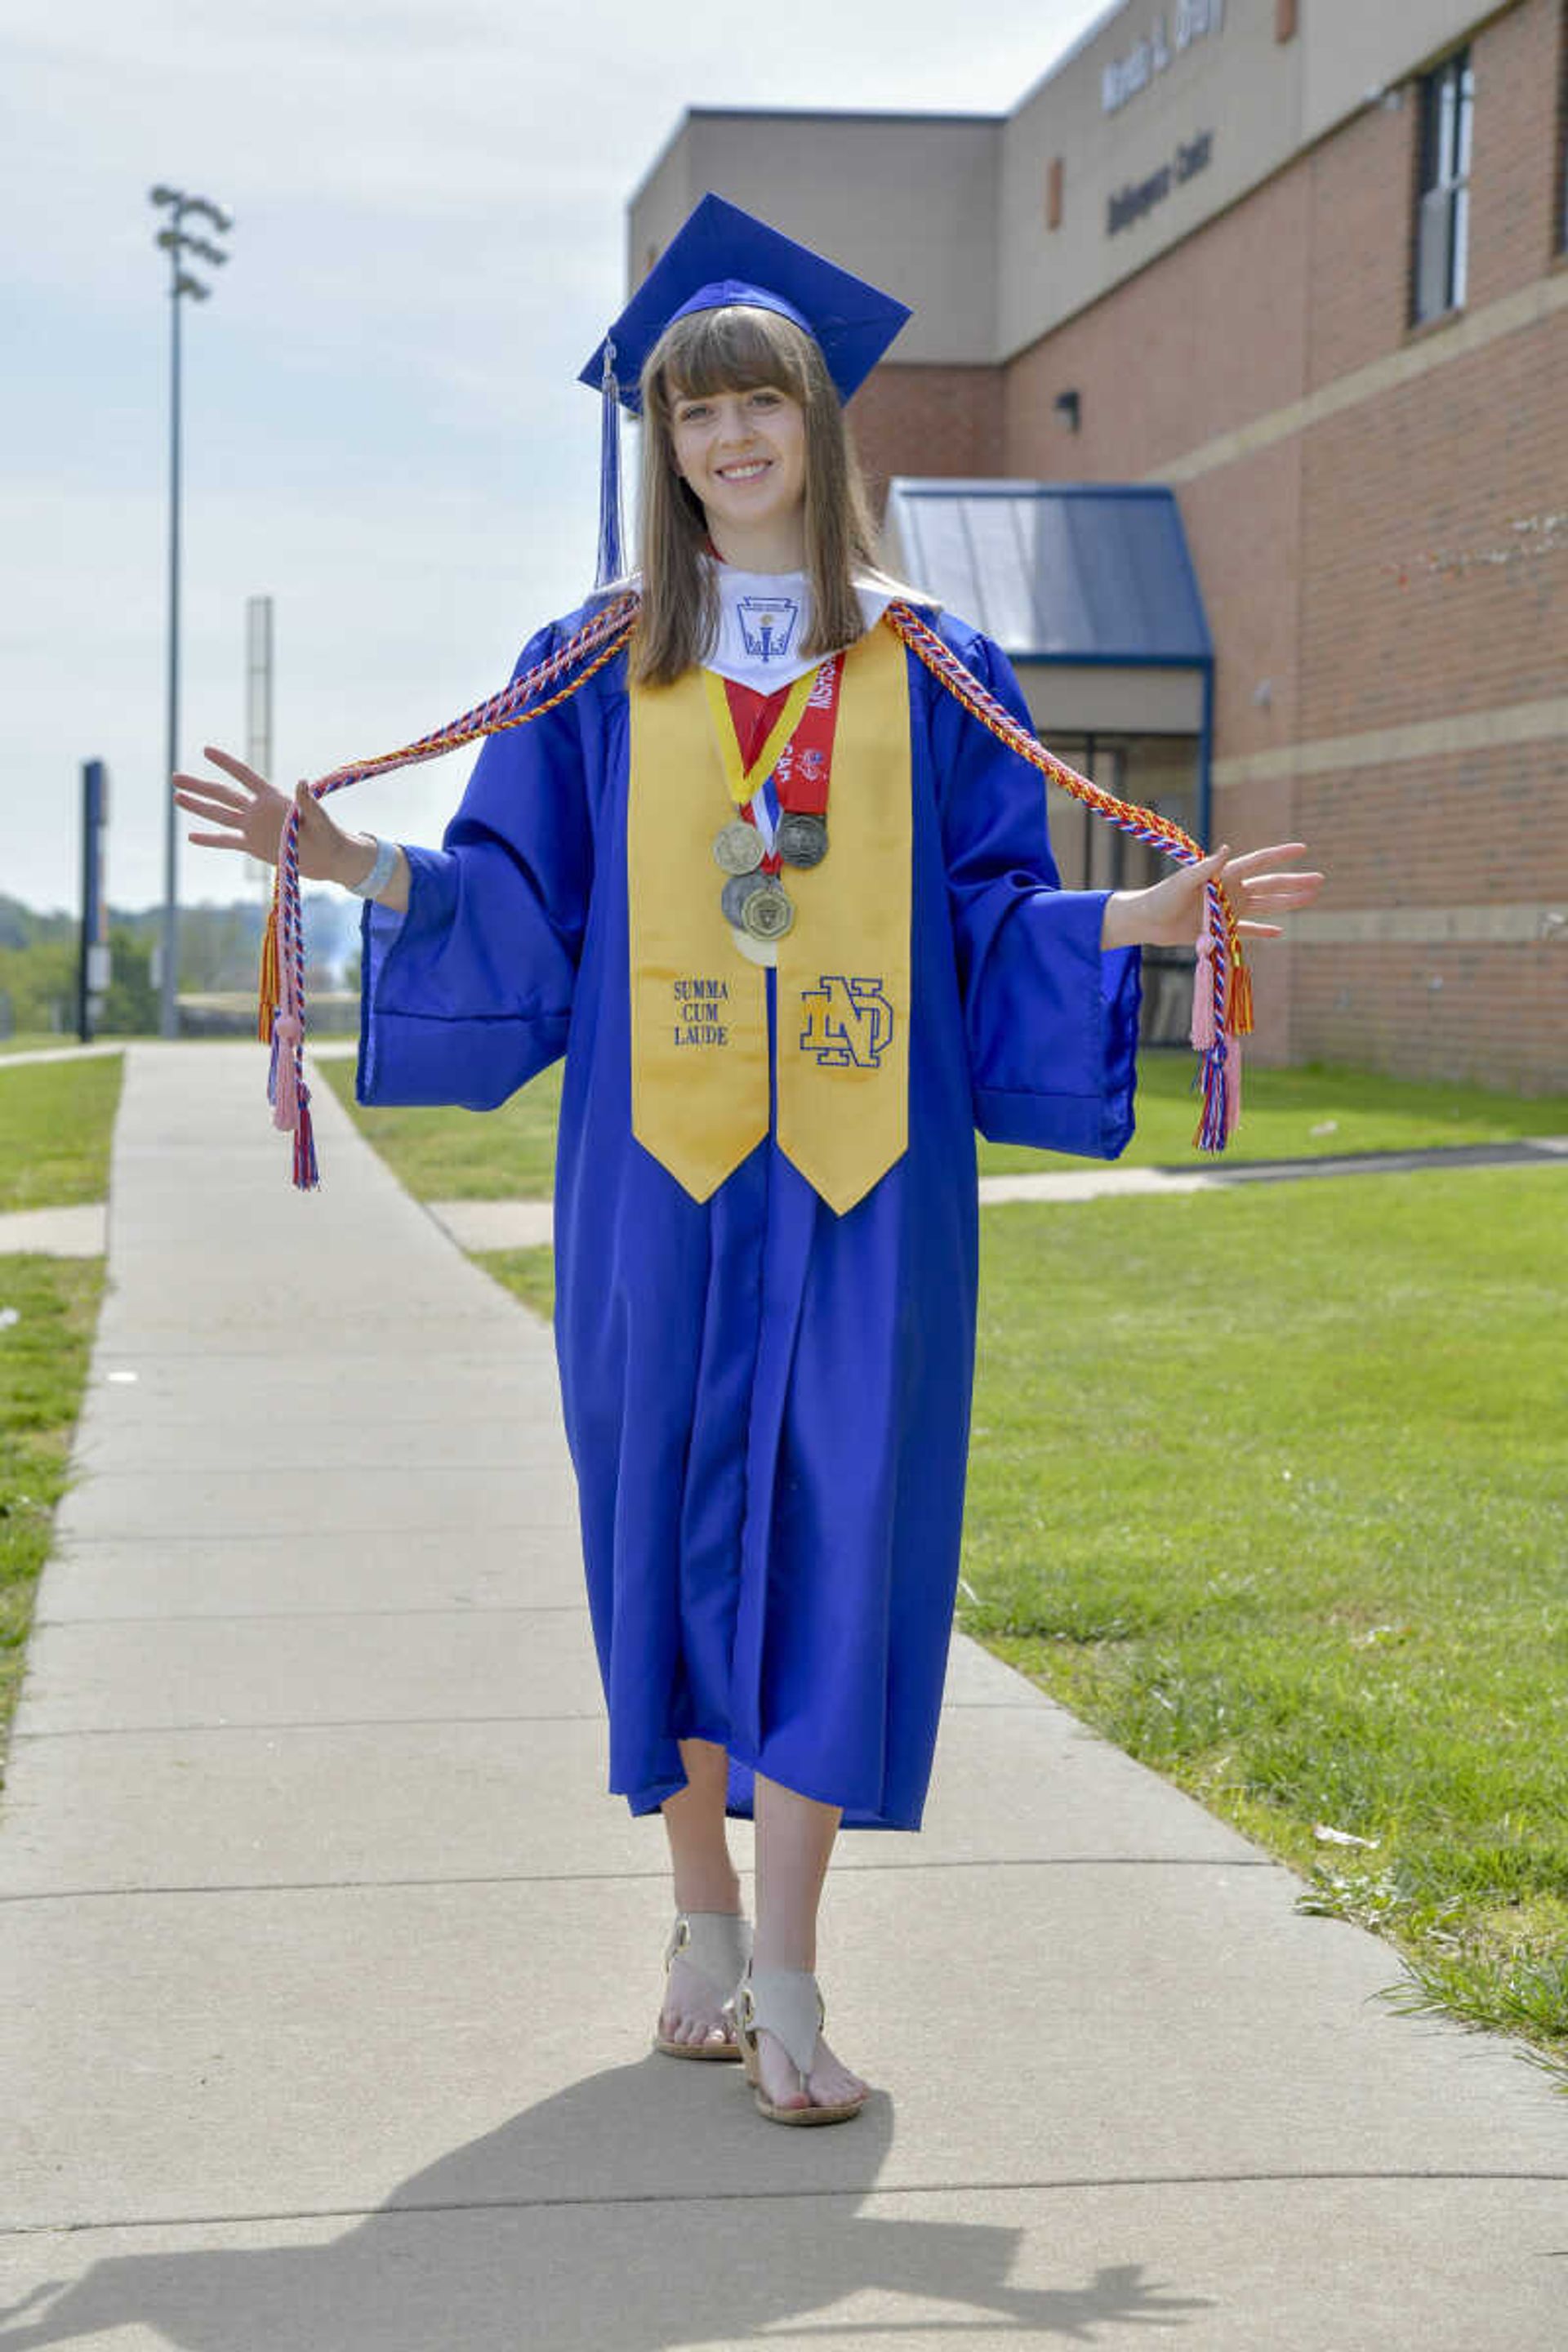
[1102,1,1226,116]
[1107,130,1214,234]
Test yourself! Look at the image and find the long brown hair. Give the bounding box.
[630,305,882,688]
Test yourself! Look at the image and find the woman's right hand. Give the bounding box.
[173,747,374,888]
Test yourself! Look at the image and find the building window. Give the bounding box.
[1413,49,1474,322]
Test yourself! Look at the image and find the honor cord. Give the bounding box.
[259,593,639,1188]
[884,600,1251,1152]
[260,589,1250,1188]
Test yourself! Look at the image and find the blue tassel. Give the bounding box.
[595,337,625,590]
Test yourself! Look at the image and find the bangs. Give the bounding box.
[647,305,814,409]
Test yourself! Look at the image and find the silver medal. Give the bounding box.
[720,871,766,929]
[777,812,828,869]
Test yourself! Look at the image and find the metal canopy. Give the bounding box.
[884,479,1213,669]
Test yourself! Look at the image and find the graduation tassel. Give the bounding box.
[1227,956,1254,1038]
[256,871,282,1045]
[594,337,625,591]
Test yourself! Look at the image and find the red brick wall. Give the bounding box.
[848,363,1005,512]
[1297,313,1568,741]
[993,0,1568,1090]
[1003,163,1313,481]
[1466,0,1568,304]
[1294,938,1568,1089]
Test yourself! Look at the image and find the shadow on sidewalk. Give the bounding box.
[1,2059,1211,2345]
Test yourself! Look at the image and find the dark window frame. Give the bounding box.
[1412,47,1475,324]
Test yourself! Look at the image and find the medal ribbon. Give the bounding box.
[629,623,910,1214]
[767,653,842,819]
[714,655,845,867]
[703,668,816,809]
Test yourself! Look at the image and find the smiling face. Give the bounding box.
[669,380,808,569]
[631,302,880,686]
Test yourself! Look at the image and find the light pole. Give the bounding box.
[150,185,233,1040]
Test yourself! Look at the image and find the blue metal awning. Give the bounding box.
[883,479,1213,669]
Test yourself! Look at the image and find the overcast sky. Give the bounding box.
[2,0,1110,914]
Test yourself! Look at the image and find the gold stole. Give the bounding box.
[628,619,911,1216]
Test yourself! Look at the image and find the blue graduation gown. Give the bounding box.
[359,604,1140,1829]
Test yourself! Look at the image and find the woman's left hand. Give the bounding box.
[1102,843,1325,953]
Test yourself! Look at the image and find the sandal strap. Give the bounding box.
[739,1965,825,2083]
[665,1910,752,2001]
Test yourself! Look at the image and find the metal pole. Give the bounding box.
[78,764,94,1044]
[159,248,182,1040]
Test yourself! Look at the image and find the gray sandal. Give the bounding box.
[653,1911,752,2061]
[735,1963,867,2124]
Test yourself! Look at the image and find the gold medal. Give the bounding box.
[713,820,764,876]
[741,880,795,941]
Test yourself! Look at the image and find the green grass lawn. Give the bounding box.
[473,1247,557,1324]
[0,1056,121,1774]
[982,1051,1568,1174]
[315,1057,563,1200]
[0,1054,124,1213]
[318,1047,1568,1205]
[0,1257,105,1773]
[965,1167,1568,2079]
[474,1162,1568,2081]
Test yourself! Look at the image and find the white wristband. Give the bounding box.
[347,835,400,900]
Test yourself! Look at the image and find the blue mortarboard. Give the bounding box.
[581,191,911,415]
[581,193,911,586]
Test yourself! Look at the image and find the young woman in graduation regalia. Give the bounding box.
[175,194,1322,2126]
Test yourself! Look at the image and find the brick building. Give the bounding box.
[630,0,1568,1086]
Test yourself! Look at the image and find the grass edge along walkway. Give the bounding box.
[0,1057,120,1780]
[964,1165,1568,2092]
[472,1161,1568,2096]
[0,1256,105,1780]
[317,1050,1568,1205]
[0,1054,124,1216]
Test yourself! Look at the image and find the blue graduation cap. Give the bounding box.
[581,193,911,586]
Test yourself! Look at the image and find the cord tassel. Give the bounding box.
[270,1012,302,1129]
[1227,957,1254,1038]
[292,1089,319,1192]
[1190,923,1218,1050]
[256,878,282,1043]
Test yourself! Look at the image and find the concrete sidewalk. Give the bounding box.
[0,1042,1561,2350]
